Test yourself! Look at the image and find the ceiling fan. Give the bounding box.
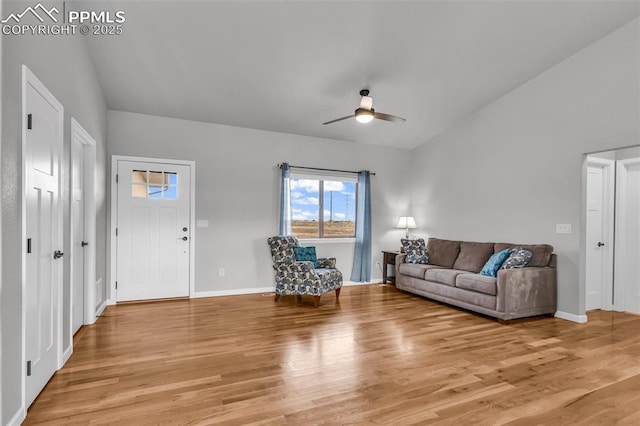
[323,89,406,125]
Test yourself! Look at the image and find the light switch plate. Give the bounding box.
[556,224,572,234]
[196,219,209,228]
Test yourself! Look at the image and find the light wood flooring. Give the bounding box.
[26,285,640,425]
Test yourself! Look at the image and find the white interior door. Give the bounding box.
[116,160,191,301]
[615,158,640,314]
[71,139,85,334]
[24,68,63,407]
[586,165,605,310]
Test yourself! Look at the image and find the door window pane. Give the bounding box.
[130,170,178,200]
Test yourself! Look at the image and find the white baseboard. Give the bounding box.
[191,286,274,298]
[95,300,107,318]
[190,282,376,298]
[7,406,26,426]
[62,344,73,365]
[343,280,378,286]
[555,311,588,323]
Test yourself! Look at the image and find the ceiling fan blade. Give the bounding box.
[360,95,373,110]
[374,112,406,123]
[322,114,354,125]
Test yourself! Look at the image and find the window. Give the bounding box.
[131,170,178,199]
[289,173,357,239]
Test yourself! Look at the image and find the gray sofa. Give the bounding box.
[395,238,557,321]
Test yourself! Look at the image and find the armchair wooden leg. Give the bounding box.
[274,294,280,302]
[313,296,321,307]
[335,288,341,299]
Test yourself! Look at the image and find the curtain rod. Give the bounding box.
[278,163,376,176]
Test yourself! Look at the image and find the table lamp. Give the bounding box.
[397,216,417,239]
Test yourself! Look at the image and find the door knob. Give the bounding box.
[179,236,188,241]
[81,241,89,247]
[53,250,64,259]
[597,242,605,247]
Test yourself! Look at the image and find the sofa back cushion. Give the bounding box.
[426,238,461,268]
[494,243,554,267]
[453,241,495,272]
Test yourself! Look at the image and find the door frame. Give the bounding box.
[585,157,615,311]
[21,65,64,410]
[70,119,97,334]
[109,155,196,305]
[613,157,640,311]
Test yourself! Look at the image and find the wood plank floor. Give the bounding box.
[25,285,640,425]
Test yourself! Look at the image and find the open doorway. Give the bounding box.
[584,146,640,315]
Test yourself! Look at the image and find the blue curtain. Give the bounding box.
[278,163,291,235]
[351,171,371,282]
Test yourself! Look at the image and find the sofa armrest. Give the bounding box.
[496,267,557,316]
[395,254,407,269]
[276,262,320,280]
[317,257,336,268]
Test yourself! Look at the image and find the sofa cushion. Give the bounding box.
[479,248,511,277]
[453,241,495,272]
[456,273,498,296]
[501,247,532,269]
[494,243,553,267]
[426,238,461,268]
[401,238,429,264]
[425,268,467,286]
[398,263,444,279]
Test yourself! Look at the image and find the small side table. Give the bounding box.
[382,250,400,285]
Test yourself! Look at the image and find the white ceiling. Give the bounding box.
[83,1,640,149]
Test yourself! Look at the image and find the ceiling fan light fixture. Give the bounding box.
[355,108,375,124]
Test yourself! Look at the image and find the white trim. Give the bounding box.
[192,287,274,298]
[6,406,26,426]
[343,280,377,286]
[96,300,108,317]
[109,155,196,305]
[192,282,375,299]
[21,65,65,409]
[62,345,73,365]
[554,311,588,323]
[298,238,356,244]
[70,118,98,330]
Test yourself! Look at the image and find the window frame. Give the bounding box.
[289,170,358,240]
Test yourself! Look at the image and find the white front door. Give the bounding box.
[24,67,63,407]
[615,158,640,314]
[116,160,191,301]
[71,138,85,334]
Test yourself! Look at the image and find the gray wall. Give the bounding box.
[1,7,108,421]
[107,111,412,295]
[409,19,639,317]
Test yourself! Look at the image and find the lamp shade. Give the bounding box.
[396,216,417,229]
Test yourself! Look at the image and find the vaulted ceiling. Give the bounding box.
[83,1,640,149]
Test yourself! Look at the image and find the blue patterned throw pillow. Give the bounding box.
[501,247,532,269]
[479,248,511,277]
[401,238,429,264]
[293,246,318,268]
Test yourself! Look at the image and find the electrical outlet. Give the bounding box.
[219,268,225,277]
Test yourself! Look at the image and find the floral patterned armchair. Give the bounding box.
[267,236,343,307]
